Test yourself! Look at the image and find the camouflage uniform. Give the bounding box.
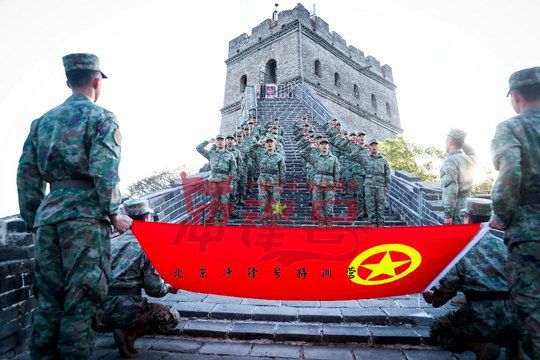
[300,139,340,225]
[430,199,514,354]
[17,54,121,359]
[251,138,286,221]
[196,136,237,225]
[226,135,243,215]
[440,129,476,224]
[234,132,249,204]
[491,67,540,358]
[349,139,368,215]
[350,139,391,226]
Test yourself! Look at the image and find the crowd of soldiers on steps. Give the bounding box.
[196,115,391,227]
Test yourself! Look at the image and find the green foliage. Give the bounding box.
[380,135,445,182]
[127,167,190,197]
[472,166,495,195]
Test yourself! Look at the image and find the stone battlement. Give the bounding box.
[227,3,393,81]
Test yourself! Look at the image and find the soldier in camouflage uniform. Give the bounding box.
[489,67,540,359]
[225,134,242,218]
[349,139,391,227]
[424,198,516,360]
[440,129,476,224]
[101,199,180,358]
[16,53,132,359]
[300,138,340,227]
[196,135,237,225]
[249,137,286,223]
[350,131,368,218]
[234,132,249,205]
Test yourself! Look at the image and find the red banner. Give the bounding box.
[131,222,488,300]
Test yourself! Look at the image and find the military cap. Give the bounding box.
[215,134,225,139]
[357,130,366,136]
[336,122,341,126]
[349,132,356,136]
[264,136,275,142]
[315,134,323,139]
[225,134,234,139]
[318,138,330,145]
[248,120,254,125]
[62,53,108,78]
[508,67,540,95]
[235,131,243,137]
[447,128,467,143]
[123,198,153,217]
[462,198,492,217]
[368,138,379,145]
[307,129,314,133]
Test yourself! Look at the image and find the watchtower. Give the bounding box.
[220,3,402,139]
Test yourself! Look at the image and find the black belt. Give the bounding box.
[108,287,142,296]
[213,169,230,175]
[318,171,334,176]
[458,191,471,199]
[50,179,93,192]
[465,291,509,302]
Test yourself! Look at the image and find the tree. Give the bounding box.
[127,167,191,197]
[380,135,445,182]
[472,166,495,195]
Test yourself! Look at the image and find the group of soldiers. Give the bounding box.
[196,113,393,227]
[14,50,540,360]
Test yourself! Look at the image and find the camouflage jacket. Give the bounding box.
[491,108,540,245]
[352,153,391,188]
[258,150,286,184]
[17,94,122,228]
[300,148,340,187]
[196,141,237,181]
[348,144,368,176]
[108,230,169,296]
[226,146,243,179]
[432,232,508,307]
[440,149,476,219]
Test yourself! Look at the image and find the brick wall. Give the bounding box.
[0,216,35,359]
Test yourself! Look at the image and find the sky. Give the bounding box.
[1,0,539,216]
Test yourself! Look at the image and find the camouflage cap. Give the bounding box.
[235,131,243,137]
[123,198,153,217]
[62,53,108,79]
[462,198,492,217]
[349,132,356,136]
[508,66,540,96]
[307,129,314,133]
[315,134,323,139]
[215,134,225,139]
[357,130,366,136]
[225,134,234,139]
[447,128,467,143]
[368,138,379,145]
[264,136,275,142]
[318,138,330,145]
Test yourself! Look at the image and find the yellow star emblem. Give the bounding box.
[271,201,286,215]
[360,252,411,281]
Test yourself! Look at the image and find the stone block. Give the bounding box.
[403,349,455,360]
[298,307,342,322]
[352,347,404,360]
[181,320,231,337]
[322,324,371,343]
[0,288,29,309]
[229,322,276,340]
[252,306,297,322]
[340,307,387,324]
[199,341,252,356]
[0,275,23,294]
[209,304,255,320]
[303,345,354,360]
[382,308,434,326]
[275,323,322,342]
[369,325,422,345]
[151,338,202,353]
[250,344,301,358]
[172,301,215,318]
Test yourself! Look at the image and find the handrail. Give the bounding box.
[291,83,337,127]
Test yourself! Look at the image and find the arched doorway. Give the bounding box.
[265,59,277,83]
[240,75,247,93]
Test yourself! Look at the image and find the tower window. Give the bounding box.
[353,84,359,98]
[314,60,321,77]
[334,72,340,87]
[265,59,277,83]
[371,94,377,109]
[386,102,392,117]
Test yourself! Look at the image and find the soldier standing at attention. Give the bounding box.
[489,67,540,359]
[424,198,517,360]
[234,131,249,206]
[16,53,132,359]
[196,134,237,225]
[300,138,340,227]
[440,129,476,224]
[225,134,242,218]
[361,139,391,227]
[101,199,180,358]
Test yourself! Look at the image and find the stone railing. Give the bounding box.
[0,216,35,359]
[387,171,445,226]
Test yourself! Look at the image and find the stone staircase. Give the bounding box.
[150,97,457,352]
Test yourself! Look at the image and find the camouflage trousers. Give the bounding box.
[258,180,281,219]
[508,241,540,359]
[341,168,353,194]
[206,179,232,225]
[450,197,468,224]
[101,296,180,334]
[31,219,111,360]
[365,186,385,225]
[237,172,248,203]
[430,300,515,353]
[352,175,366,211]
[312,185,335,221]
